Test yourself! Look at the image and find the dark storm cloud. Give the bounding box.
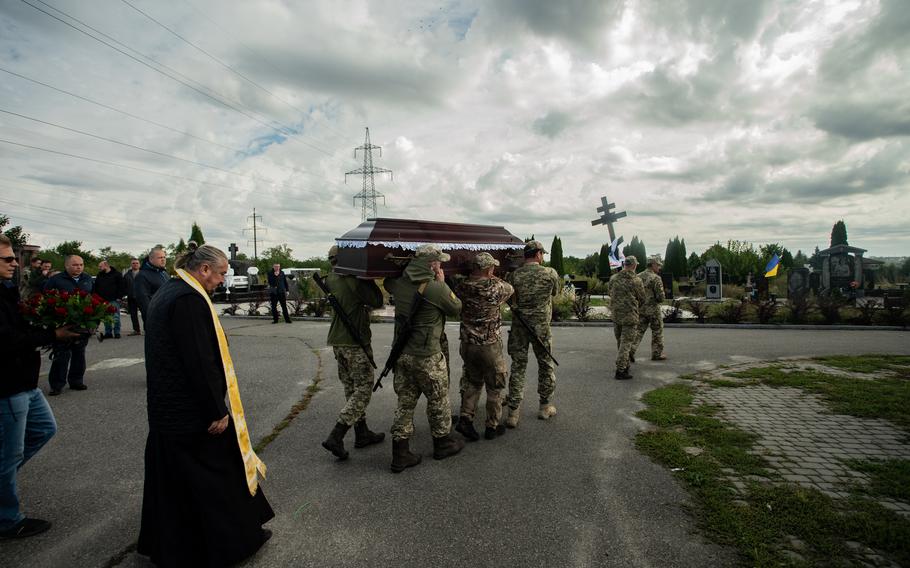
[812,98,910,141]
[482,0,624,52]
[532,111,572,138]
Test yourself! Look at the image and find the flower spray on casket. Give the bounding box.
[20,288,117,347]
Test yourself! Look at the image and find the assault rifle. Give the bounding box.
[312,273,377,370]
[374,285,427,391]
[509,303,559,366]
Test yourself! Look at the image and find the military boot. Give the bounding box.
[353,419,385,448]
[504,406,520,429]
[630,353,636,363]
[455,416,480,441]
[651,354,667,361]
[538,403,557,420]
[614,368,633,380]
[321,422,351,460]
[390,438,422,473]
[432,434,465,460]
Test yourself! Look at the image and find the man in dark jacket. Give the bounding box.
[133,247,169,324]
[44,255,94,395]
[122,258,142,335]
[0,235,80,539]
[93,260,124,339]
[266,263,292,324]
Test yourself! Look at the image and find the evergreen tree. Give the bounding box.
[830,220,848,247]
[687,252,701,276]
[793,250,808,268]
[677,238,687,279]
[622,236,647,270]
[550,235,565,275]
[174,238,187,255]
[781,248,793,270]
[597,243,612,280]
[190,222,206,245]
[664,239,676,277]
[0,215,29,249]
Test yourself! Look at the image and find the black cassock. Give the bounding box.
[138,280,273,567]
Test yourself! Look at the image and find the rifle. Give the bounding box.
[374,284,427,391]
[312,273,377,370]
[509,303,559,366]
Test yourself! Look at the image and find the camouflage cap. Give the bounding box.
[623,255,638,267]
[414,243,451,262]
[524,239,548,254]
[328,245,339,259]
[648,256,662,266]
[472,252,500,269]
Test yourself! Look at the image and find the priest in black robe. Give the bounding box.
[138,243,273,567]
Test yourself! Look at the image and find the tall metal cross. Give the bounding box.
[228,242,239,261]
[590,196,627,243]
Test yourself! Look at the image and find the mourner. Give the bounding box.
[0,236,80,539]
[383,244,463,473]
[454,252,514,441]
[609,256,646,380]
[43,255,93,395]
[133,246,169,324]
[138,243,272,567]
[632,257,667,362]
[321,245,386,460]
[505,240,561,426]
[266,263,292,324]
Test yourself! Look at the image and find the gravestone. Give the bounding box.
[788,268,810,299]
[705,259,722,299]
[228,242,239,261]
[809,271,820,295]
[661,272,674,300]
[756,274,769,300]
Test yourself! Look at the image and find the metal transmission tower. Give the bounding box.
[345,127,393,220]
[243,208,267,261]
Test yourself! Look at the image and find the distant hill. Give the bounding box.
[869,256,908,266]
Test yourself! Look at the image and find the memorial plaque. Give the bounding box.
[788,268,810,299]
[333,218,525,278]
[661,272,674,300]
[705,259,722,299]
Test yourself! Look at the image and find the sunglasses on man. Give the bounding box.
[0,256,18,264]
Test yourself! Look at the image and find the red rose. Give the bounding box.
[60,292,70,300]
[46,296,57,305]
[83,306,94,314]
[78,290,89,297]
[106,305,117,314]
[55,307,67,316]
[91,297,101,306]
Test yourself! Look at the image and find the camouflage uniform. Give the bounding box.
[326,272,384,426]
[608,267,646,373]
[384,253,462,441]
[506,256,561,410]
[455,263,514,429]
[632,268,665,360]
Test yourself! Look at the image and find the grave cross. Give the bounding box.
[590,196,627,243]
[228,242,239,261]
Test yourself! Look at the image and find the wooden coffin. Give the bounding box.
[334,218,526,278]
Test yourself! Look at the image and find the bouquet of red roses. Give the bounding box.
[20,289,117,335]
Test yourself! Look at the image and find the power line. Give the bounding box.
[243,208,266,261]
[346,127,392,221]
[20,0,338,159]
[0,107,316,193]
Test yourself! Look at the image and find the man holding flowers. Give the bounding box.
[43,255,94,395]
[0,235,81,538]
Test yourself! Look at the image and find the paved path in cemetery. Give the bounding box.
[1,321,907,568]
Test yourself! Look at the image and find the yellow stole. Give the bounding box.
[176,269,267,496]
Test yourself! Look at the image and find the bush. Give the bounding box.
[752,298,779,324]
[572,292,592,322]
[852,300,878,325]
[687,300,710,323]
[663,300,683,323]
[551,294,574,321]
[787,294,812,324]
[718,299,748,324]
[817,290,847,324]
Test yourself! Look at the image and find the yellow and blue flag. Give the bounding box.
[764,253,781,277]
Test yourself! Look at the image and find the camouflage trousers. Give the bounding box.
[506,323,556,408]
[632,313,664,358]
[333,346,376,426]
[614,322,637,371]
[459,340,507,428]
[391,352,452,440]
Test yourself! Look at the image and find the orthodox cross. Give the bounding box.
[590,196,627,243]
[228,242,239,261]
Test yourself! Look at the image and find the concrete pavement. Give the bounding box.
[1,321,907,567]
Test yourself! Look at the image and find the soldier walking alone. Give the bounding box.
[609,256,646,380]
[321,246,386,460]
[631,257,667,361]
[383,245,463,473]
[454,253,514,441]
[505,240,561,427]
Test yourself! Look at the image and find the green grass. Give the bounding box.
[727,364,910,432]
[812,354,910,376]
[636,373,910,566]
[845,459,910,502]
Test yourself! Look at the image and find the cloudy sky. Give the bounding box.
[1,0,908,261]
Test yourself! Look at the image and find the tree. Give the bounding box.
[622,236,646,272]
[97,246,136,271]
[174,238,187,255]
[687,252,701,276]
[0,215,29,249]
[597,243,612,280]
[257,244,297,274]
[830,220,848,247]
[189,222,205,245]
[793,250,808,268]
[550,236,565,276]
[901,257,910,278]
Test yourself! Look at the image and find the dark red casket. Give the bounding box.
[334,218,525,278]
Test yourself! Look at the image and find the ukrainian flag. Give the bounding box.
[765,253,781,277]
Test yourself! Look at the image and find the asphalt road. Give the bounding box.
[2,320,908,568]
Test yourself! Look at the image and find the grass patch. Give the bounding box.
[728,364,910,432]
[844,459,910,502]
[812,354,910,376]
[704,378,756,388]
[637,379,910,566]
